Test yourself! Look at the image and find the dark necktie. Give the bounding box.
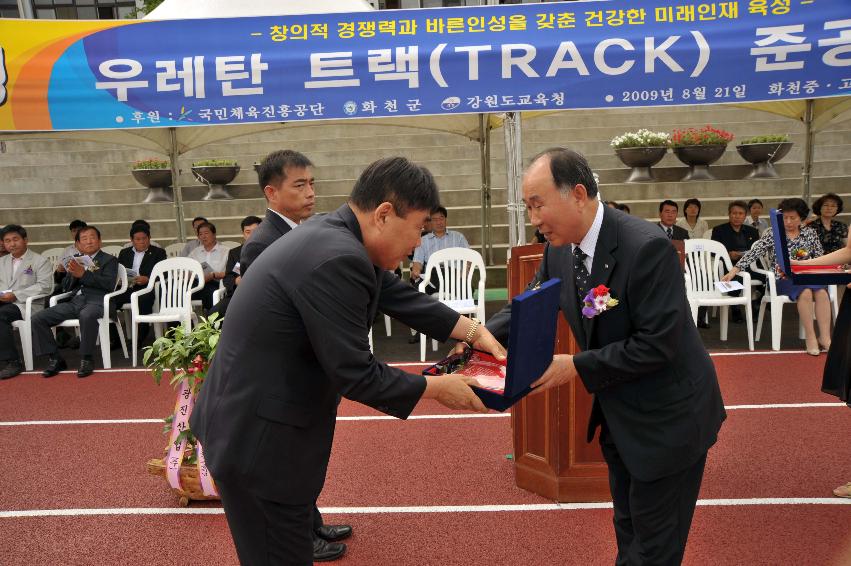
[573,246,590,301]
[666,226,673,239]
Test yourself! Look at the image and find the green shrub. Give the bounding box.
[738,134,790,144]
[192,159,238,167]
[133,158,169,169]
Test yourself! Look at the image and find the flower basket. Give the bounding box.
[611,129,670,182]
[131,166,173,203]
[143,314,222,506]
[671,126,734,181]
[146,457,219,507]
[191,159,239,200]
[736,136,793,179]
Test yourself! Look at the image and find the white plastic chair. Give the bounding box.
[683,239,754,350]
[418,248,486,361]
[212,286,226,306]
[101,245,123,257]
[40,247,66,270]
[164,243,184,258]
[49,264,129,369]
[11,293,52,371]
[129,258,204,366]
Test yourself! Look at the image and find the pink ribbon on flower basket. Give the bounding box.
[164,376,219,497]
[165,377,195,491]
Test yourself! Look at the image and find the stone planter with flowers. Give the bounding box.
[671,126,734,181]
[131,158,173,203]
[736,134,793,179]
[191,159,239,200]
[611,129,671,182]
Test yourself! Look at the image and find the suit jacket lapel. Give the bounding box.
[265,209,292,238]
[586,208,619,348]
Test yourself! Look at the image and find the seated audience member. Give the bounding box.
[31,226,119,378]
[809,193,848,255]
[722,198,831,355]
[711,200,761,324]
[656,200,690,240]
[606,201,619,209]
[55,220,87,279]
[180,216,209,257]
[115,223,167,344]
[209,215,262,318]
[747,199,770,234]
[677,198,709,239]
[121,220,162,249]
[188,222,227,311]
[411,206,469,294]
[615,203,631,214]
[0,227,7,258]
[0,225,54,379]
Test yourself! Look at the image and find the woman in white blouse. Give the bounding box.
[676,198,710,239]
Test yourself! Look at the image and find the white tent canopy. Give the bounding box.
[145,0,375,20]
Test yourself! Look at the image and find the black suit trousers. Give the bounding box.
[217,480,314,566]
[0,303,23,361]
[32,295,107,358]
[600,429,706,566]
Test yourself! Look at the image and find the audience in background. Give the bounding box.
[0,227,7,258]
[188,222,227,312]
[56,220,87,278]
[115,222,167,344]
[615,203,631,214]
[808,193,848,255]
[656,200,690,240]
[0,225,54,380]
[122,219,162,249]
[747,199,770,235]
[210,215,262,318]
[710,201,761,325]
[722,198,831,355]
[677,198,709,239]
[180,216,209,257]
[411,206,469,293]
[31,226,118,378]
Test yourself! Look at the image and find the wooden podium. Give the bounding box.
[507,243,611,502]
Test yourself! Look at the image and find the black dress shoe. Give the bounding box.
[315,524,353,542]
[313,537,346,562]
[42,356,67,378]
[77,360,95,378]
[0,360,23,380]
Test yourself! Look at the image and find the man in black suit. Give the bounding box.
[239,150,316,277]
[191,157,505,565]
[115,223,167,344]
[657,200,690,241]
[711,200,761,324]
[484,149,726,565]
[32,226,119,378]
[209,215,262,318]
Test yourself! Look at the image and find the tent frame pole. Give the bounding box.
[802,99,815,205]
[169,127,187,242]
[503,112,525,257]
[478,114,493,265]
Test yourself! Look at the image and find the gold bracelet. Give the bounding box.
[464,318,481,346]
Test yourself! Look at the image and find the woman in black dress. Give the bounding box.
[794,238,851,497]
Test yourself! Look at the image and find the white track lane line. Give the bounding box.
[10,349,822,376]
[1,403,845,427]
[1,498,848,519]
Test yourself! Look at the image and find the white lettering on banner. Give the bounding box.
[429,44,448,87]
[95,59,148,101]
[215,54,267,96]
[594,38,635,75]
[690,31,710,77]
[819,19,851,67]
[751,25,812,71]
[455,45,492,80]
[501,44,539,78]
[156,56,206,98]
[368,46,420,88]
[546,41,590,76]
[305,52,360,88]
[645,36,683,73]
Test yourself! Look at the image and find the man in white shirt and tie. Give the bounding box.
[0,225,59,379]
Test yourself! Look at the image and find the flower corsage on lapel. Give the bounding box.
[791,248,810,260]
[582,284,619,319]
[23,266,34,276]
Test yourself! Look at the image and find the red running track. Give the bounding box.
[0,352,849,565]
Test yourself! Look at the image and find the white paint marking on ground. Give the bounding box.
[1,498,848,519]
[1,403,844,428]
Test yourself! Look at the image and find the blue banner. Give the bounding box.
[1,0,849,131]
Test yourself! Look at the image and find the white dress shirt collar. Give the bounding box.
[268,208,299,230]
[572,200,604,272]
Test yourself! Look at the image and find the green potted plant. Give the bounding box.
[191,158,240,200]
[131,158,173,203]
[143,314,222,506]
[736,134,793,179]
[610,129,671,182]
[671,126,734,181]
